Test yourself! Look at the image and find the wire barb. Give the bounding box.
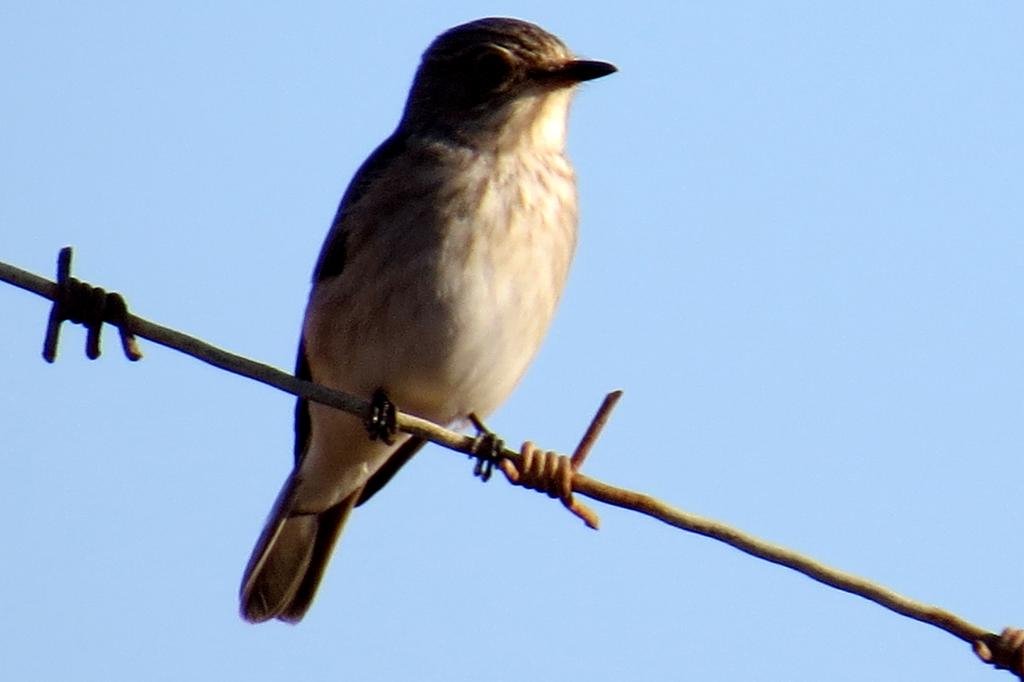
[41,247,142,363]
[975,628,1024,679]
[498,391,622,530]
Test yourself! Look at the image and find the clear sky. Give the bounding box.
[2,2,1022,680]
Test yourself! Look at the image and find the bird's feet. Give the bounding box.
[365,388,397,445]
[468,413,505,482]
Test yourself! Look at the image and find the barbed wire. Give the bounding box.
[2,247,1021,678]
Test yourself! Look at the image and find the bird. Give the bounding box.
[240,17,615,623]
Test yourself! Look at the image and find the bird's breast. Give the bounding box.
[428,149,578,418]
[305,144,578,425]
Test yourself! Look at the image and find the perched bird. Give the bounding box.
[240,17,615,623]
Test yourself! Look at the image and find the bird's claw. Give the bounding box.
[365,388,397,445]
[468,413,505,482]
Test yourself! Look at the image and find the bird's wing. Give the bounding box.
[294,133,416,475]
[311,133,408,283]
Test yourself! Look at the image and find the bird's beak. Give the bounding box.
[536,59,618,84]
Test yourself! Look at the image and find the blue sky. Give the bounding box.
[2,2,1022,680]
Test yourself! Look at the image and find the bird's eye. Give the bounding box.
[470,49,513,91]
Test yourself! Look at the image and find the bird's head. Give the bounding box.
[400,18,616,151]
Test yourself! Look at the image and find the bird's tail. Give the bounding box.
[240,476,358,623]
